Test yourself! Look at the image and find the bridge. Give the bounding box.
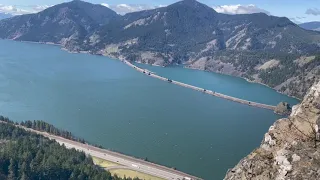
[122,60,276,111]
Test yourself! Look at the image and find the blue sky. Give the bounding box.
[0,0,319,23]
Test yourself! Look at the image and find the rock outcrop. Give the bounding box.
[274,102,292,115]
[225,81,320,180]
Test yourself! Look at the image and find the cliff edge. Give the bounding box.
[225,81,320,180]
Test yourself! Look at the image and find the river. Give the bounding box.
[0,40,299,179]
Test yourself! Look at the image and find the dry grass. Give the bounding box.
[92,157,165,180]
[92,157,120,168]
[110,169,165,180]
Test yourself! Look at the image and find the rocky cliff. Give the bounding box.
[224,81,320,180]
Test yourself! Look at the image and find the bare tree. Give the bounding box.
[289,114,319,148]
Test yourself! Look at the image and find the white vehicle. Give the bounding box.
[132,164,140,168]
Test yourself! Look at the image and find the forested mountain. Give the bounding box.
[299,21,320,31]
[86,1,319,53]
[0,0,320,98]
[0,117,139,180]
[85,0,222,62]
[84,0,320,60]
[0,0,119,47]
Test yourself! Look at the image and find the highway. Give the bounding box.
[121,59,276,111]
[14,124,202,180]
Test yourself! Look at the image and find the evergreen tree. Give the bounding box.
[0,118,140,180]
[8,159,16,180]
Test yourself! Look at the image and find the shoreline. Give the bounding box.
[3,39,299,103]
[0,120,201,180]
[185,64,302,102]
[133,60,300,102]
[244,78,301,101]
[118,58,276,110]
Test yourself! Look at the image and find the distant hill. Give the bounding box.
[299,21,320,31]
[0,13,13,20]
[0,0,320,98]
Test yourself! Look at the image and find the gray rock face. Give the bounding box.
[225,81,320,180]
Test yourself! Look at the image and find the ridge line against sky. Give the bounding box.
[0,0,319,23]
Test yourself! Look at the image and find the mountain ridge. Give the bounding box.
[0,0,120,45]
[299,21,320,31]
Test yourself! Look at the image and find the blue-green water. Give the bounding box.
[0,40,299,180]
[135,63,299,106]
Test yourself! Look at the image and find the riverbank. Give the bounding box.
[8,39,289,110]
[8,38,301,102]
[119,58,276,110]
[60,47,279,110]
[116,53,301,102]
[186,64,302,102]
[0,120,201,180]
[243,77,301,101]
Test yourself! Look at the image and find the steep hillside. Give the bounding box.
[225,81,320,179]
[216,13,319,53]
[0,119,132,180]
[300,21,320,31]
[0,0,119,48]
[81,0,222,65]
[86,0,320,61]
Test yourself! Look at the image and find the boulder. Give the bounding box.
[274,102,291,115]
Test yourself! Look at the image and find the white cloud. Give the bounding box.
[0,5,30,15]
[102,3,269,16]
[289,17,301,24]
[32,5,51,12]
[306,8,320,16]
[0,3,270,17]
[1,2,158,16]
[101,3,110,8]
[296,16,306,20]
[0,4,51,15]
[101,3,165,15]
[213,4,270,15]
